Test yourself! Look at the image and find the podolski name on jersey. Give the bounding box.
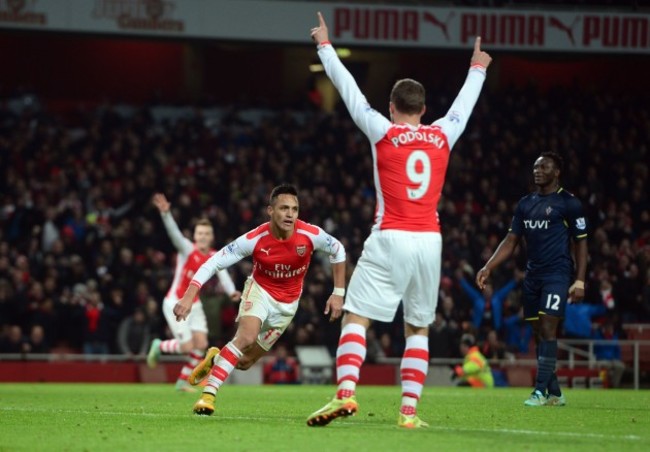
[390,131,446,148]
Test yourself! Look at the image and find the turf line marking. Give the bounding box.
[429,425,641,441]
[0,407,641,441]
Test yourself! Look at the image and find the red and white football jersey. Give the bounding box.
[318,44,487,232]
[190,220,345,303]
[161,212,236,303]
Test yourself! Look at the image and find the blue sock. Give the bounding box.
[534,340,557,394]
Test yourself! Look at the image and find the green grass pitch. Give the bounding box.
[1,384,648,451]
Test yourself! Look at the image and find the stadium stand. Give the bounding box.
[0,4,648,386]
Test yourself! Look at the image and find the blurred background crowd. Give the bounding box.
[0,70,648,368]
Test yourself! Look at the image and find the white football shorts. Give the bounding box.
[163,296,208,343]
[344,230,442,327]
[237,277,299,351]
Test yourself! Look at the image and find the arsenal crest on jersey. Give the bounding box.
[296,245,306,256]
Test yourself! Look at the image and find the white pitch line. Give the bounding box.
[425,425,641,441]
[0,406,641,441]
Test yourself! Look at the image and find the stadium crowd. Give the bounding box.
[0,79,648,367]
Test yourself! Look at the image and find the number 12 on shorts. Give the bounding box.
[545,293,561,310]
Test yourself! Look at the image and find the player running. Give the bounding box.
[173,184,347,415]
[146,193,241,392]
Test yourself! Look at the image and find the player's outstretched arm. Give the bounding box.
[476,233,519,289]
[153,193,193,254]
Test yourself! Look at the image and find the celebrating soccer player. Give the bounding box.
[306,12,492,428]
[476,152,588,406]
[173,184,347,416]
[146,193,241,392]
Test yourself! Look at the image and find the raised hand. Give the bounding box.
[310,11,329,44]
[152,193,171,213]
[470,36,492,69]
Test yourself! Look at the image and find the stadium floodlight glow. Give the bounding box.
[309,64,324,73]
[336,48,351,58]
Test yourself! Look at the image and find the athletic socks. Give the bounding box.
[203,343,243,396]
[400,335,429,415]
[335,323,367,399]
[178,349,204,383]
[536,341,561,396]
[547,371,562,397]
[534,340,558,394]
[159,339,181,354]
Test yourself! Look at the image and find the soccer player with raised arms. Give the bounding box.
[476,152,588,406]
[307,12,492,428]
[173,184,347,416]
[146,193,241,392]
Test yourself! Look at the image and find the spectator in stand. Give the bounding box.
[0,278,19,329]
[456,263,520,338]
[563,302,607,339]
[27,324,50,354]
[117,307,151,356]
[263,343,300,384]
[642,267,650,322]
[0,52,647,365]
[79,283,110,355]
[481,329,510,361]
[592,320,625,388]
[144,297,166,340]
[379,332,397,358]
[365,328,386,363]
[429,312,456,358]
[502,306,533,354]
[0,325,28,353]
